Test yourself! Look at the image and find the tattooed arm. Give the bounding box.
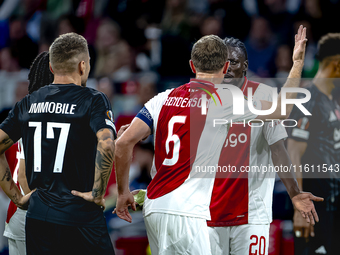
[92,128,115,204]
[0,129,13,155]
[72,128,115,208]
[0,129,32,209]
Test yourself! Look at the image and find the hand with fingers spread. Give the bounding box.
[293,210,315,240]
[71,190,106,210]
[293,25,308,63]
[292,192,323,226]
[114,192,136,223]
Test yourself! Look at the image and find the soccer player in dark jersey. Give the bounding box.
[288,33,340,255]
[0,33,117,255]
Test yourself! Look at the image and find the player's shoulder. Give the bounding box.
[252,82,275,101]
[295,84,320,108]
[84,86,101,94]
[147,88,174,104]
[290,84,319,117]
[15,94,30,111]
[80,87,110,102]
[300,84,320,100]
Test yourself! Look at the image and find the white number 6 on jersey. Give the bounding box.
[162,116,187,166]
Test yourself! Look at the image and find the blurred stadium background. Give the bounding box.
[0,0,339,254]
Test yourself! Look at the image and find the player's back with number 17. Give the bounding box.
[0,33,117,255]
[24,84,112,224]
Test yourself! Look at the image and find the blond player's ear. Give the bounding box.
[189,60,196,74]
[79,61,86,76]
[222,61,230,74]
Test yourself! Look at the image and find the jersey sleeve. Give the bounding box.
[0,102,21,143]
[218,87,260,122]
[136,89,173,134]
[287,95,315,142]
[89,92,117,139]
[136,107,154,131]
[263,120,288,145]
[222,97,261,122]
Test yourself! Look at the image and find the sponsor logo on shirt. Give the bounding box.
[315,245,327,254]
[329,111,337,122]
[106,110,114,122]
[297,117,310,130]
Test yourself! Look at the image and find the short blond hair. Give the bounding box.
[49,32,88,74]
[191,35,228,73]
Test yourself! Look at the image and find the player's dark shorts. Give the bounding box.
[26,217,115,255]
[294,205,340,255]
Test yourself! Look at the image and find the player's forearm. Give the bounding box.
[287,139,306,190]
[18,160,31,195]
[289,153,303,190]
[271,140,301,199]
[93,130,115,203]
[115,139,134,195]
[265,61,304,119]
[0,154,23,206]
[278,61,304,116]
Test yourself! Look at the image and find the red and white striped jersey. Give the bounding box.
[137,79,260,220]
[208,78,288,227]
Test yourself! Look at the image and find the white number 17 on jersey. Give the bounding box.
[29,121,70,173]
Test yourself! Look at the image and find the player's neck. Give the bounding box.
[195,73,223,84]
[53,74,81,86]
[236,77,246,89]
[313,70,334,98]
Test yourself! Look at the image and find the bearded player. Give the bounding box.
[207,36,323,255]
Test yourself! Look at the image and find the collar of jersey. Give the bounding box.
[51,83,78,86]
[189,79,215,88]
[189,78,218,94]
[240,77,249,92]
[188,79,222,105]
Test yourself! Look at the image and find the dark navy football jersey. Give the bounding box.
[288,84,340,210]
[0,83,117,226]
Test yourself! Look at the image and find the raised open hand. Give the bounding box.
[292,25,308,63]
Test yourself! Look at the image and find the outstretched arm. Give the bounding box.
[287,138,317,239]
[0,129,32,209]
[270,139,323,226]
[115,117,151,223]
[257,25,307,120]
[271,140,301,198]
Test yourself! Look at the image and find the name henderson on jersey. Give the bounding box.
[28,102,77,114]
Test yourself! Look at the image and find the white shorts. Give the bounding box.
[144,213,211,255]
[8,239,26,255]
[208,224,269,255]
[3,208,26,255]
[3,208,26,241]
